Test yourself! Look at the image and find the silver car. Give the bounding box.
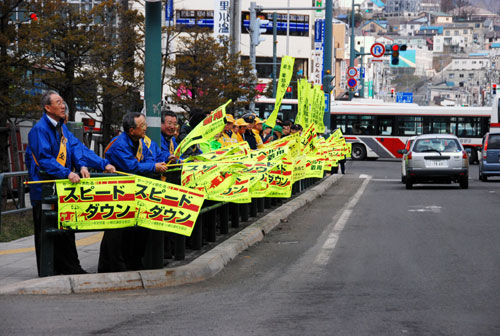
[404,134,469,189]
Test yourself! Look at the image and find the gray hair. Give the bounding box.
[122,112,145,133]
[41,90,59,112]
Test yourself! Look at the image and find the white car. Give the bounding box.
[404,134,469,189]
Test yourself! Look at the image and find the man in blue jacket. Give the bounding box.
[98,112,168,272]
[27,90,116,276]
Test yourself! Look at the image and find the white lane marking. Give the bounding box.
[408,205,442,213]
[372,178,401,182]
[314,175,372,266]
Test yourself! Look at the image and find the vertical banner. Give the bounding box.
[266,56,295,128]
[165,0,174,26]
[135,176,205,237]
[56,177,137,230]
[174,100,231,157]
[214,0,230,40]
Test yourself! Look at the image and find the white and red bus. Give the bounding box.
[330,101,491,163]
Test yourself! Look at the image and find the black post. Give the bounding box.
[39,182,56,277]
[264,197,272,209]
[191,216,203,250]
[250,199,258,217]
[257,198,265,213]
[144,230,164,269]
[174,235,185,261]
[206,210,217,242]
[240,203,249,222]
[230,203,240,228]
[219,204,229,234]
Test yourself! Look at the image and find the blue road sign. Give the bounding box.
[324,93,330,112]
[360,67,365,79]
[396,92,413,103]
[347,78,357,88]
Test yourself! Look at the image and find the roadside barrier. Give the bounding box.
[0,171,31,232]
[35,171,324,277]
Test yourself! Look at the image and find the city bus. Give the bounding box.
[254,97,298,122]
[330,101,491,163]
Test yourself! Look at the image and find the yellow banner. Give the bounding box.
[174,100,231,157]
[296,78,310,127]
[56,177,137,230]
[135,176,205,236]
[305,156,325,178]
[268,160,294,198]
[266,56,295,128]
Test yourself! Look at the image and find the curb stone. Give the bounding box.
[0,174,343,295]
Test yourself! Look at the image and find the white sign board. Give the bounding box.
[214,0,230,40]
[311,50,323,85]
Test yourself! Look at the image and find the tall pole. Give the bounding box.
[144,0,163,269]
[349,0,356,101]
[286,0,290,55]
[323,0,333,132]
[360,47,365,98]
[230,0,241,55]
[249,2,257,112]
[272,12,278,98]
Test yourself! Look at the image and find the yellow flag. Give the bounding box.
[56,177,137,230]
[266,56,295,128]
[174,100,231,157]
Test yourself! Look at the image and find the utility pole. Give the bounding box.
[230,0,241,55]
[144,0,163,269]
[349,0,356,101]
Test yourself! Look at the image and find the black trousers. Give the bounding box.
[98,227,148,273]
[33,202,84,276]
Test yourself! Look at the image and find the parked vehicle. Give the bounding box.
[404,134,469,189]
[479,132,500,181]
[398,136,416,183]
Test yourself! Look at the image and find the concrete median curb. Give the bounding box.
[0,174,343,295]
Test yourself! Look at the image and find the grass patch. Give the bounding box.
[0,211,34,242]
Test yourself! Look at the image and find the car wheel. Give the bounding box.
[402,175,406,183]
[405,177,413,189]
[460,176,469,189]
[351,144,367,161]
[480,173,487,182]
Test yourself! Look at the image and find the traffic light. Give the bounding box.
[391,44,407,65]
[323,72,335,93]
[391,88,395,98]
[29,13,38,21]
[250,16,269,47]
[493,83,497,95]
[285,86,293,98]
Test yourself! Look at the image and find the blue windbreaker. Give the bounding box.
[104,132,156,174]
[27,114,87,202]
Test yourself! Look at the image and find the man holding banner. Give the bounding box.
[27,90,116,276]
[98,112,168,272]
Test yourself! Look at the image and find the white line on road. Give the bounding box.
[313,175,372,266]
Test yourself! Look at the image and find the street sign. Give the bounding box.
[324,93,330,112]
[370,43,385,58]
[396,92,413,103]
[347,67,358,78]
[360,67,365,79]
[347,78,357,88]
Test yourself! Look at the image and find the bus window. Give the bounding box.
[332,115,347,134]
[346,115,359,135]
[398,116,422,136]
[359,116,375,134]
[377,116,395,136]
[457,117,481,137]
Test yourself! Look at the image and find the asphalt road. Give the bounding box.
[2,160,500,336]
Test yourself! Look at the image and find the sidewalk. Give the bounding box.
[0,174,342,295]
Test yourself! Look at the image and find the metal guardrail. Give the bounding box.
[0,171,31,231]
